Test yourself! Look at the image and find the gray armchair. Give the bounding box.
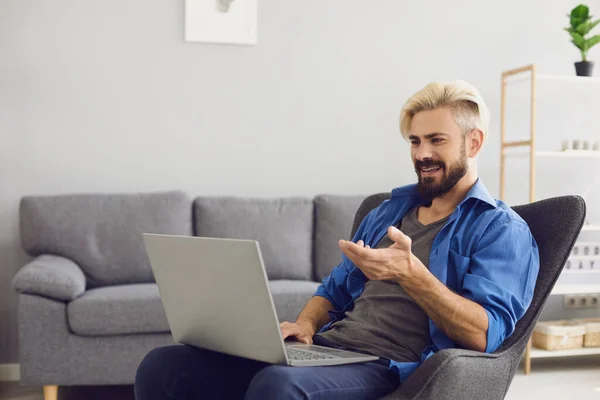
[350,194,586,400]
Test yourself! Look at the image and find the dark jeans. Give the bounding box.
[134,339,400,400]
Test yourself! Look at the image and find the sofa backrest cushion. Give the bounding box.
[194,197,313,281]
[20,191,192,288]
[313,195,366,281]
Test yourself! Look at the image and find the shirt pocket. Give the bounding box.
[448,248,471,288]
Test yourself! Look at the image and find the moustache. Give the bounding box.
[414,160,445,170]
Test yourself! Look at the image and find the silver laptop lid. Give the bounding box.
[143,234,289,365]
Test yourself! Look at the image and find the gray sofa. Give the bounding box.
[12,191,366,386]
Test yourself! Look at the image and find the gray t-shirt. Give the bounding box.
[317,206,450,362]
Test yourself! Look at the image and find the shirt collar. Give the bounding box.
[390,178,497,209]
[461,178,497,208]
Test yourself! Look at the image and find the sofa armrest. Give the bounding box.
[380,348,511,400]
[13,255,86,301]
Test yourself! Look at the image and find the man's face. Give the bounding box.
[409,107,469,201]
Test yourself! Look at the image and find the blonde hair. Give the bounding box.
[399,80,490,141]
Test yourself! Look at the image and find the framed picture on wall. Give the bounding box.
[185,0,257,45]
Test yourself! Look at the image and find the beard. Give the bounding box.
[415,144,468,201]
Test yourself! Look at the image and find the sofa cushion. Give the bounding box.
[269,280,321,323]
[67,284,170,336]
[314,195,366,281]
[13,255,86,301]
[67,281,319,336]
[194,197,313,280]
[20,191,192,288]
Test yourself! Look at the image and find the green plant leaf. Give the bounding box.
[577,21,591,35]
[576,19,600,35]
[571,31,586,49]
[571,4,590,20]
[570,4,591,29]
[576,22,588,35]
[586,34,600,51]
[572,18,588,29]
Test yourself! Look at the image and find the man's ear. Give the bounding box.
[468,129,484,157]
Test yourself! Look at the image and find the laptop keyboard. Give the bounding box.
[286,348,336,361]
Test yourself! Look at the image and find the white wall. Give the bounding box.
[2,0,600,363]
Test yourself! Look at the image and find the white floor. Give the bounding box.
[1,356,599,400]
[506,356,600,400]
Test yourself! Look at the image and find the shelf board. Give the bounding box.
[581,225,600,232]
[551,284,600,295]
[561,269,600,274]
[537,150,600,158]
[530,346,600,359]
[567,256,600,260]
[506,74,600,85]
[504,149,600,158]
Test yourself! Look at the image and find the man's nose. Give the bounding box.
[414,143,433,161]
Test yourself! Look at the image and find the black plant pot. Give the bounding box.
[575,61,594,77]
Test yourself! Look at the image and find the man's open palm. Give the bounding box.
[338,226,413,281]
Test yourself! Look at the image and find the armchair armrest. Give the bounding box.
[380,348,511,400]
[13,255,86,301]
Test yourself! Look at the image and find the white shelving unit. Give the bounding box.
[506,74,600,85]
[505,149,600,158]
[530,346,600,359]
[552,284,600,295]
[531,284,600,360]
[561,270,600,274]
[501,64,600,372]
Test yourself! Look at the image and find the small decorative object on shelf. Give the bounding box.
[533,319,600,350]
[565,4,600,77]
[217,0,235,13]
[572,319,600,347]
[565,242,600,270]
[532,320,585,350]
[561,139,600,151]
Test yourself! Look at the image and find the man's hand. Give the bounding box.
[338,226,420,283]
[341,226,489,352]
[280,321,314,344]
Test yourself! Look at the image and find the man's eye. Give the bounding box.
[432,138,442,144]
[410,141,419,145]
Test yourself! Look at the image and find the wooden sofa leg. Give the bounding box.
[43,385,58,400]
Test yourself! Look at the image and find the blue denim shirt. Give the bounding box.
[314,179,540,383]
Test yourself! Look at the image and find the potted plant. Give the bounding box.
[565,4,600,76]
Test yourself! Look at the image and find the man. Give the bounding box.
[135,81,540,400]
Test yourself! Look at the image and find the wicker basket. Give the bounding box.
[572,318,600,347]
[532,320,585,350]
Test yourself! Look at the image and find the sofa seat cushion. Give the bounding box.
[68,284,170,336]
[67,281,321,337]
[269,280,321,323]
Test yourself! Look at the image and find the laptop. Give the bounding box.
[143,233,379,367]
